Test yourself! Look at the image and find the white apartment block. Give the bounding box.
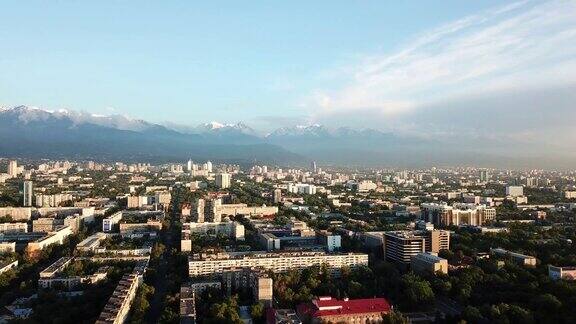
[356,180,378,193]
[216,173,232,189]
[34,193,74,208]
[188,251,368,277]
[421,203,496,227]
[506,185,524,197]
[27,225,73,254]
[287,183,316,195]
[103,211,123,232]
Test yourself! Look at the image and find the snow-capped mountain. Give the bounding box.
[162,120,257,137]
[266,124,330,138]
[0,105,157,132]
[1,105,555,167]
[0,105,300,163]
[196,121,257,135]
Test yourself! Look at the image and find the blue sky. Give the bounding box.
[1,1,576,144]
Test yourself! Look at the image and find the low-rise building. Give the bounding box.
[0,222,28,233]
[27,226,73,256]
[0,259,18,274]
[297,297,391,324]
[0,242,16,253]
[96,262,147,324]
[411,252,448,275]
[119,219,162,235]
[491,248,537,267]
[76,232,108,252]
[548,265,576,281]
[180,286,196,324]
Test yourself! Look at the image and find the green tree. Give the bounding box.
[250,302,265,321]
[382,311,409,324]
[400,273,435,310]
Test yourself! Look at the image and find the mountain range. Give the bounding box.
[0,106,300,164]
[2,106,575,168]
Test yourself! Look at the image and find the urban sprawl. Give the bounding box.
[0,158,576,323]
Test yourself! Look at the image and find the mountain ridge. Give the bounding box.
[0,106,303,164]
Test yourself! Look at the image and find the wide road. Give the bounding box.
[147,192,178,323]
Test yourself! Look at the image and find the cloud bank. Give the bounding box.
[309,0,576,147]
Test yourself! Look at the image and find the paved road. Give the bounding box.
[147,195,178,323]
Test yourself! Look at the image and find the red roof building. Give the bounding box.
[296,296,391,323]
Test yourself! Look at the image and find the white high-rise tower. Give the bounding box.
[23,181,33,207]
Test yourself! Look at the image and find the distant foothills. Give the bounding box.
[1,105,574,169]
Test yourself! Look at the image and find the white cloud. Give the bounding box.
[308,0,576,143]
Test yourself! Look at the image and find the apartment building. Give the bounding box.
[33,215,81,233]
[180,286,196,324]
[119,219,162,235]
[127,196,151,209]
[222,268,273,306]
[103,211,123,232]
[421,203,496,227]
[26,225,73,255]
[76,232,108,252]
[0,222,28,233]
[34,193,74,207]
[383,230,450,264]
[95,272,142,324]
[154,191,172,206]
[189,251,368,277]
[96,261,148,324]
[193,198,278,223]
[316,231,342,252]
[411,252,448,275]
[491,248,537,267]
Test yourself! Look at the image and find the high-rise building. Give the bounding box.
[206,161,213,173]
[194,198,206,223]
[526,177,539,188]
[187,159,193,172]
[506,185,524,197]
[383,230,450,264]
[215,173,231,189]
[8,160,18,178]
[23,181,33,207]
[273,189,282,204]
[211,199,222,222]
[311,161,317,173]
[479,170,489,182]
[287,183,316,195]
